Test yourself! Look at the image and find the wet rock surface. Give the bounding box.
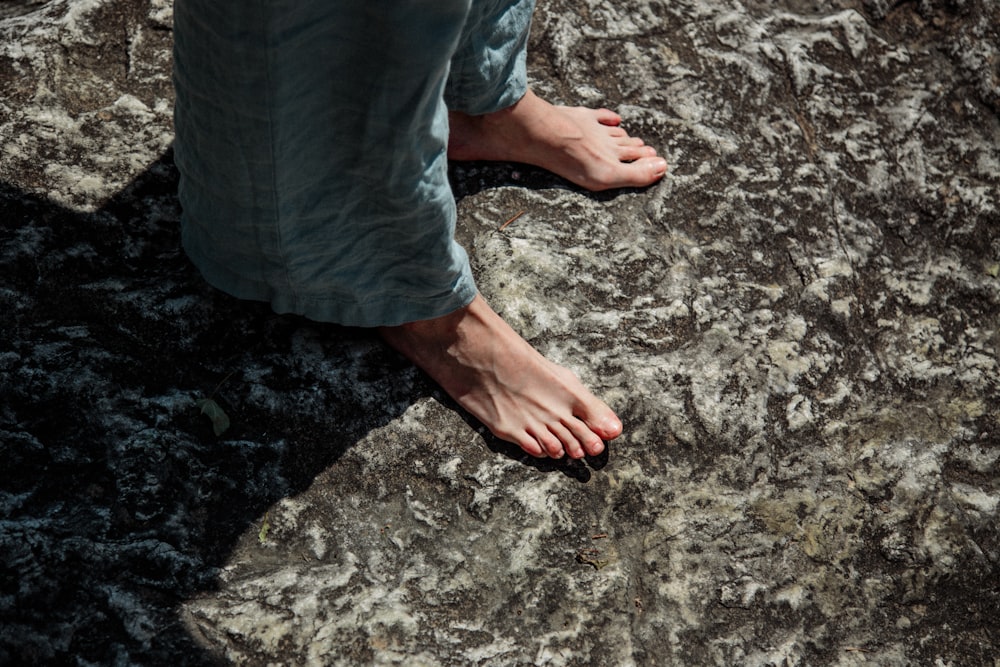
[1,0,998,665]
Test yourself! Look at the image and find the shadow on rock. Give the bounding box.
[448,159,661,202]
[0,151,429,665]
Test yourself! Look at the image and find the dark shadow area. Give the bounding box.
[0,0,49,20]
[448,158,661,202]
[0,151,422,665]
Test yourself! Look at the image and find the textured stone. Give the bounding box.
[1,0,998,665]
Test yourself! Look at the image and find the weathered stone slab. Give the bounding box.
[1,0,997,665]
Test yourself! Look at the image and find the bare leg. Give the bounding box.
[448,89,667,191]
[380,294,622,459]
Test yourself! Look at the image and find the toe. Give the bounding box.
[550,421,586,459]
[531,426,565,459]
[564,417,605,457]
[587,156,667,190]
[594,107,623,126]
[593,414,622,442]
[575,399,623,441]
[617,143,655,162]
[513,431,546,458]
[625,156,668,187]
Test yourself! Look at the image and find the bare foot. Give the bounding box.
[380,294,623,459]
[448,89,667,191]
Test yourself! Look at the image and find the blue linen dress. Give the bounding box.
[172,0,535,326]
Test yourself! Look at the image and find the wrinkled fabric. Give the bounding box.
[173,0,534,327]
[445,0,535,115]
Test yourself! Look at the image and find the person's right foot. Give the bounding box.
[380,294,623,459]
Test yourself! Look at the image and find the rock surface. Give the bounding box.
[1,0,998,665]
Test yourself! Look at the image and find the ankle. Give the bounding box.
[379,296,485,351]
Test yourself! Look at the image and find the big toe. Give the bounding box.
[591,156,667,190]
[627,156,667,187]
[578,401,623,443]
[593,413,623,442]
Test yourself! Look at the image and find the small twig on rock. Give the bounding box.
[498,210,525,231]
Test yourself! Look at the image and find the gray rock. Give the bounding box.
[1,0,997,665]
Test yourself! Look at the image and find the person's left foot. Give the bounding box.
[448,88,667,191]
